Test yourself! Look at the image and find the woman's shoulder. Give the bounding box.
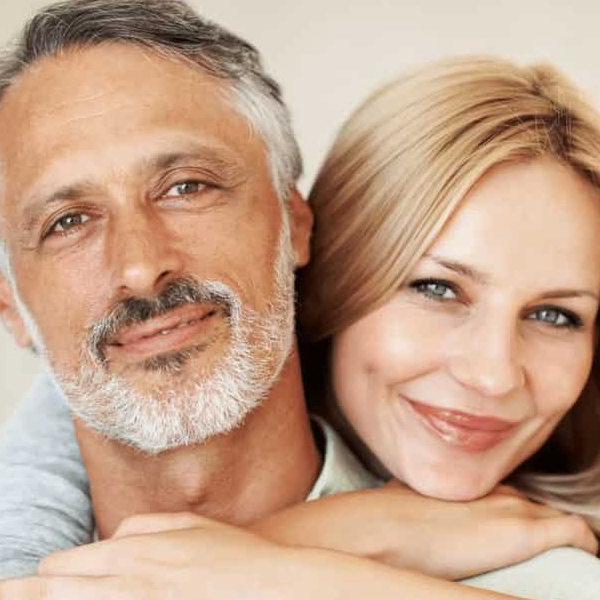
[463,546,600,600]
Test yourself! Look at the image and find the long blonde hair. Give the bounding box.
[299,56,600,532]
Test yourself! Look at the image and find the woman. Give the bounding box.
[299,55,600,531]
[1,56,600,599]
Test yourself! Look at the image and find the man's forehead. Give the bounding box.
[0,43,232,133]
[0,43,266,218]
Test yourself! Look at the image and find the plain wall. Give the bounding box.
[1,0,600,427]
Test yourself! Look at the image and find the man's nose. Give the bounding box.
[446,318,526,398]
[109,212,185,298]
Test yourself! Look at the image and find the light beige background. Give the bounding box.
[1,0,599,427]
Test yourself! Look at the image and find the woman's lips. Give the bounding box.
[405,397,520,452]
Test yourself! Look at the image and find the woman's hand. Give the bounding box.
[252,481,598,580]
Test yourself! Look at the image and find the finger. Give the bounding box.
[114,511,208,538]
[520,501,567,519]
[0,576,128,600]
[493,484,528,498]
[532,514,599,555]
[488,490,566,519]
[40,527,215,577]
[39,537,147,576]
[383,479,410,490]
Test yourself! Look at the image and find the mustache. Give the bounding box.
[87,278,234,363]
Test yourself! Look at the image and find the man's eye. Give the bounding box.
[410,279,457,300]
[527,307,581,329]
[164,181,205,197]
[47,213,91,236]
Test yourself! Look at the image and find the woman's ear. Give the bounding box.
[0,275,32,348]
[287,188,313,268]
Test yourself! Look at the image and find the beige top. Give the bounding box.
[307,416,380,500]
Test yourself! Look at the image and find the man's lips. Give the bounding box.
[105,305,219,359]
[404,397,521,452]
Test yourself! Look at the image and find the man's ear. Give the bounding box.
[0,274,32,348]
[287,188,313,268]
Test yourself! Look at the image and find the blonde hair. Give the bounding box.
[299,56,600,532]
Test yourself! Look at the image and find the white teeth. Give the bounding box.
[158,320,196,336]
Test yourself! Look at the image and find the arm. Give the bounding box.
[252,482,598,580]
[3,517,527,600]
[64,511,594,600]
[0,374,94,579]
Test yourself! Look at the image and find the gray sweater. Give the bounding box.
[1,375,599,599]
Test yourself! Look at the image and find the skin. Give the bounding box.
[0,42,319,537]
[332,157,600,501]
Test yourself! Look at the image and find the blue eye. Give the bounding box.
[410,279,457,300]
[164,181,205,197]
[527,307,582,328]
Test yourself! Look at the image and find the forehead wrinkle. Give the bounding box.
[40,94,133,122]
[52,102,139,129]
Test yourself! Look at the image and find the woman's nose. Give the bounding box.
[447,319,526,397]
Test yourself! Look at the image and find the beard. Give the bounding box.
[16,221,297,454]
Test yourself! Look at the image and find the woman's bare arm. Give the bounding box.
[12,515,527,600]
[252,482,598,579]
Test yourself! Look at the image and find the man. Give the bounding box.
[0,1,598,598]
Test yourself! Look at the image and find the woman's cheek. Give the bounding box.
[530,338,594,417]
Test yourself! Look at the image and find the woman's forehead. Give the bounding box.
[426,158,600,294]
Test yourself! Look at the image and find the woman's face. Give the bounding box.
[331,158,600,500]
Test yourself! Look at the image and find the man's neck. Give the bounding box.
[74,346,320,538]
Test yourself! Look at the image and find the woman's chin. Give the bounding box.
[398,468,497,502]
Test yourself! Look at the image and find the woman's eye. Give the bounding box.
[164,181,205,197]
[48,213,90,235]
[528,307,581,328]
[411,279,457,300]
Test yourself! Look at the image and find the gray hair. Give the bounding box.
[0,0,303,274]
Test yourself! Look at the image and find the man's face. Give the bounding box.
[0,44,311,451]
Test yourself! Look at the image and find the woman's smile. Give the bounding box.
[399,396,521,453]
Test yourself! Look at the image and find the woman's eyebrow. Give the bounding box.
[534,289,599,302]
[424,254,489,285]
[425,253,599,301]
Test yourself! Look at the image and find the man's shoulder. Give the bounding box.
[1,373,72,451]
[463,546,600,600]
[306,416,380,500]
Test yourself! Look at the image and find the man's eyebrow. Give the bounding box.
[19,147,245,235]
[143,148,245,177]
[21,181,97,235]
[424,253,599,301]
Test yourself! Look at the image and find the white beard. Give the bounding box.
[17,219,297,454]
